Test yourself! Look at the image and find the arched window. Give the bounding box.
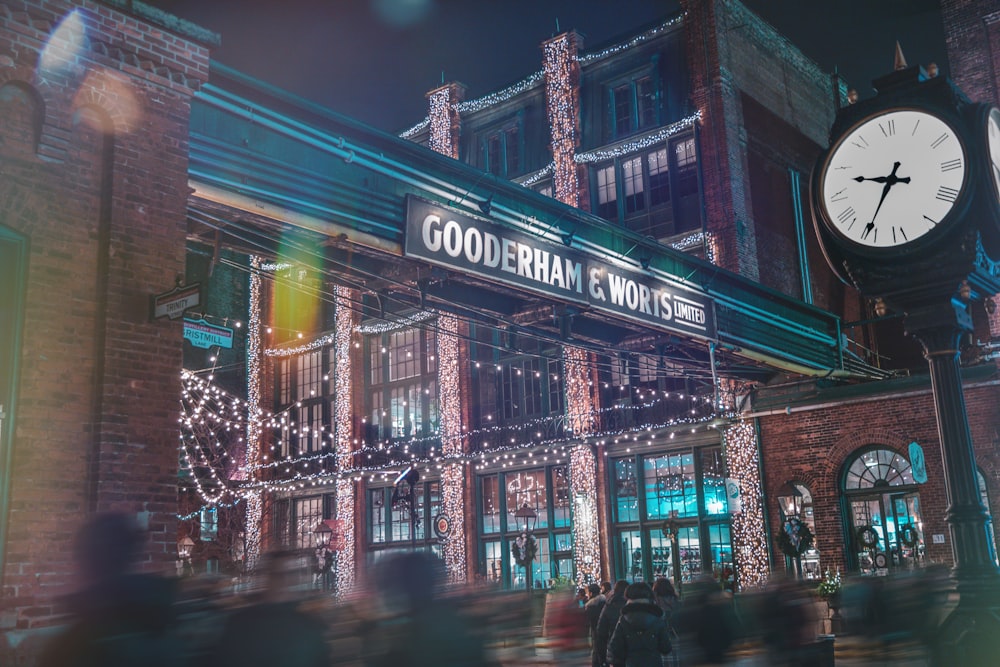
[842,447,923,573]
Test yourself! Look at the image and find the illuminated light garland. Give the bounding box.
[245,255,264,571]
[573,112,701,163]
[519,163,554,188]
[177,497,244,521]
[399,117,430,140]
[543,33,581,206]
[260,262,292,272]
[704,231,720,266]
[457,71,544,115]
[563,346,595,436]
[335,477,356,597]
[570,445,600,584]
[265,332,338,358]
[724,420,769,591]
[577,16,683,65]
[354,310,437,335]
[670,231,706,253]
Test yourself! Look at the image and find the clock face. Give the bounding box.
[819,109,968,249]
[988,107,1000,203]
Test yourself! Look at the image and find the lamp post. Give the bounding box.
[514,503,538,593]
[776,482,805,578]
[661,510,681,595]
[313,522,333,591]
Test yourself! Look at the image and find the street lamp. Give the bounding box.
[313,522,333,590]
[513,503,538,593]
[177,536,195,576]
[776,481,803,519]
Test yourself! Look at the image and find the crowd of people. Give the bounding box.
[36,512,952,667]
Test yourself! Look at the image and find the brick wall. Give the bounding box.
[758,378,1000,574]
[0,0,212,645]
[941,0,1000,106]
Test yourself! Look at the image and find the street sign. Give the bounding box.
[183,318,234,349]
[152,283,200,320]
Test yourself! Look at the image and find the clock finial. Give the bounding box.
[894,41,908,71]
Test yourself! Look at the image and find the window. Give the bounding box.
[366,325,438,443]
[611,75,657,138]
[590,136,699,241]
[483,125,520,177]
[368,480,440,550]
[274,349,330,457]
[199,507,218,542]
[610,447,734,588]
[843,447,923,573]
[293,497,322,550]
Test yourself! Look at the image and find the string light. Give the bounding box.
[724,420,769,590]
[428,86,460,158]
[577,16,683,65]
[564,346,595,436]
[335,477,356,596]
[354,310,437,335]
[573,112,701,163]
[437,315,467,581]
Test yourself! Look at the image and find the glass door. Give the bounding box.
[890,492,924,568]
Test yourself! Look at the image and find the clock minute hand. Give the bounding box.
[860,162,910,239]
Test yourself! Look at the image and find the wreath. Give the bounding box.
[899,524,918,547]
[776,517,814,558]
[511,533,538,568]
[857,525,880,549]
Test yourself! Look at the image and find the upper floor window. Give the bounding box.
[611,75,658,139]
[366,326,439,441]
[590,136,699,242]
[483,125,520,178]
[274,350,330,456]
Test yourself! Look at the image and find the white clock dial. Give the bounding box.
[988,107,1000,203]
[820,109,967,248]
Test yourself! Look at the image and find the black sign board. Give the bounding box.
[404,196,715,340]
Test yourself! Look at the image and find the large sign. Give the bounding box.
[404,196,715,340]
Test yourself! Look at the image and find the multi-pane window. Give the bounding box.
[484,125,520,177]
[367,326,438,442]
[293,496,322,550]
[199,507,218,542]
[645,452,697,519]
[368,480,441,548]
[612,76,657,138]
[591,136,699,240]
[274,349,330,457]
[478,465,573,590]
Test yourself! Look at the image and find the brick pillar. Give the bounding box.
[941,0,1000,106]
[542,31,583,208]
[426,82,466,159]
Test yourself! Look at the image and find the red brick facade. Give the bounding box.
[0,0,212,650]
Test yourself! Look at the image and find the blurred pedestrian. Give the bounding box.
[359,551,499,667]
[585,582,607,662]
[594,580,629,667]
[607,581,672,667]
[210,549,330,667]
[39,512,184,667]
[675,574,739,665]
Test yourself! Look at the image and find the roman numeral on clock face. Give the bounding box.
[940,159,962,172]
[836,207,855,223]
[931,133,949,149]
[936,186,959,202]
[879,120,895,137]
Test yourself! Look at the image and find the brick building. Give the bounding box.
[0,0,215,658]
[3,2,999,662]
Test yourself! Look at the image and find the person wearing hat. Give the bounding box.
[606,582,672,667]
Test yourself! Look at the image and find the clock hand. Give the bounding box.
[860,162,910,239]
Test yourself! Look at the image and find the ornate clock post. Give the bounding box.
[812,62,1000,665]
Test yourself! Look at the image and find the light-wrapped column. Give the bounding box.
[244,256,264,572]
[724,420,769,590]
[333,285,356,595]
[427,83,465,159]
[542,32,582,207]
[570,445,599,584]
[438,314,467,582]
[563,345,594,436]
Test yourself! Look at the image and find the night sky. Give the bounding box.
[147,0,947,134]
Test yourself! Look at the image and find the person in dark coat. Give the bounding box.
[359,551,499,667]
[211,549,330,667]
[584,582,607,664]
[38,513,185,667]
[594,580,629,667]
[607,582,672,667]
